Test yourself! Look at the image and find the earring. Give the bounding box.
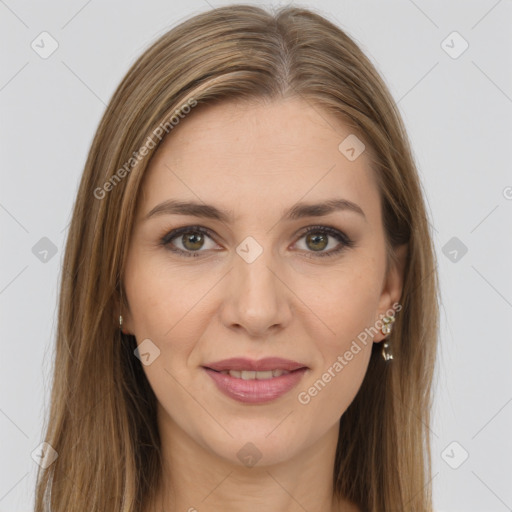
[381,341,393,361]
[380,314,396,361]
[119,284,128,335]
[119,314,129,335]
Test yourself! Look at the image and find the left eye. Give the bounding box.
[292,225,355,258]
[160,225,354,258]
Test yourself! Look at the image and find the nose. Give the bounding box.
[219,242,293,338]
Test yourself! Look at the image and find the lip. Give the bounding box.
[203,366,308,404]
[202,357,307,372]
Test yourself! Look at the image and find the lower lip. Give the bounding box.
[203,367,308,404]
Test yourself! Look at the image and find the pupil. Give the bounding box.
[183,232,204,250]
[307,232,327,251]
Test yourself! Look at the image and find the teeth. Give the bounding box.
[271,369,288,378]
[219,369,291,379]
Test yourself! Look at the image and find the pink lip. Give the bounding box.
[202,357,309,404]
[203,357,307,372]
[203,369,308,404]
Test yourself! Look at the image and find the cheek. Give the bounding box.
[318,347,372,422]
[123,255,221,395]
[125,253,206,339]
[123,258,204,408]
[296,328,373,430]
[306,264,382,348]
[293,264,380,409]
[297,305,374,423]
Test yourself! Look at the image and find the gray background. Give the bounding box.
[1,1,511,510]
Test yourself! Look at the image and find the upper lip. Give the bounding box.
[203,357,307,372]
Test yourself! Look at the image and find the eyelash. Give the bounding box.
[159,224,355,259]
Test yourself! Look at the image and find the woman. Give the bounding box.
[34,4,439,511]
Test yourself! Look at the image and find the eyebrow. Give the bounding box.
[144,198,366,223]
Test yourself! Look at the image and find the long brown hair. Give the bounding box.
[34,5,439,511]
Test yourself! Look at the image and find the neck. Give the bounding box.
[144,407,359,512]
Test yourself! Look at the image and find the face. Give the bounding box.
[122,97,404,467]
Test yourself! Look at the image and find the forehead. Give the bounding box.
[136,97,381,223]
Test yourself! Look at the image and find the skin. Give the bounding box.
[121,97,406,512]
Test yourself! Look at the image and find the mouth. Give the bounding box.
[205,368,302,380]
[202,356,308,373]
[201,357,309,404]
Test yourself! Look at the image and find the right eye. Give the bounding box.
[160,226,220,257]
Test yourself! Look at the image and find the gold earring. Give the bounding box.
[380,314,396,361]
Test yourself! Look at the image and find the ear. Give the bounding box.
[373,243,407,343]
